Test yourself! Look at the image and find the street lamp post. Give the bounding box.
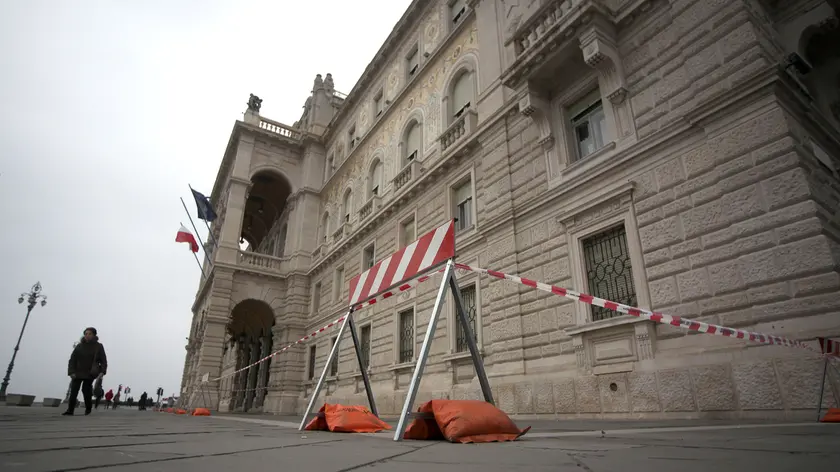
[0,282,47,401]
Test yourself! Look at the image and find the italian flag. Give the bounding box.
[175,224,199,253]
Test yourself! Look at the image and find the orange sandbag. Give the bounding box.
[820,408,840,422]
[192,408,211,416]
[175,409,187,415]
[405,400,530,444]
[304,403,391,433]
[403,402,444,440]
[165,408,174,413]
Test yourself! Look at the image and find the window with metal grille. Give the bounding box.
[582,225,637,322]
[398,308,414,363]
[360,325,371,371]
[329,337,339,377]
[307,345,316,380]
[455,283,478,352]
[400,216,415,248]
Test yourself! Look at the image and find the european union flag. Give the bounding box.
[190,188,218,222]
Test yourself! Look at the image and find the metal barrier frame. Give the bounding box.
[392,259,493,441]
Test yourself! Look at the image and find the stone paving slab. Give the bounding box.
[1,406,838,471]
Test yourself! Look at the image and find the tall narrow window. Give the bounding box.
[308,345,317,380]
[404,121,423,165]
[406,45,419,80]
[400,215,416,248]
[568,89,607,161]
[360,324,371,371]
[450,0,467,25]
[312,281,322,314]
[320,212,330,244]
[453,179,473,233]
[334,265,344,301]
[325,153,334,181]
[451,70,474,120]
[374,89,384,117]
[582,225,637,322]
[343,190,352,223]
[398,308,415,363]
[362,243,376,270]
[455,283,478,352]
[369,160,383,198]
[348,124,357,149]
[329,336,339,376]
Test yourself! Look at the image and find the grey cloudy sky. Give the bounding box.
[0,0,411,401]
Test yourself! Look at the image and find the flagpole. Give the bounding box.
[182,222,208,279]
[188,184,219,249]
[180,197,208,253]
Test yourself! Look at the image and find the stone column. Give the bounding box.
[255,335,271,408]
[244,338,260,411]
[215,132,255,266]
[192,317,226,410]
[471,0,508,121]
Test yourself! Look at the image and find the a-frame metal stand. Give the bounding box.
[816,357,840,421]
[393,259,493,441]
[298,307,378,430]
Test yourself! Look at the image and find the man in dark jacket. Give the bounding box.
[63,327,108,416]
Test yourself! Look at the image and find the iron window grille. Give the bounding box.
[329,337,338,376]
[582,225,637,322]
[307,345,316,380]
[455,284,478,352]
[360,325,371,371]
[398,309,414,363]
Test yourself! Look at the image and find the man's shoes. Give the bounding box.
[62,411,73,416]
[84,408,92,415]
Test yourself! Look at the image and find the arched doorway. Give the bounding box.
[227,299,274,412]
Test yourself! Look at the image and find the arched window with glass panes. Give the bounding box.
[368,159,383,198]
[450,69,474,123]
[403,120,423,166]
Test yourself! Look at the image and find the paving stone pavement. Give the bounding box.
[1,405,838,471]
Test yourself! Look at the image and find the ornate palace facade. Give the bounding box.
[181,0,840,418]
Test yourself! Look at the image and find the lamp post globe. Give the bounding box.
[0,282,48,401]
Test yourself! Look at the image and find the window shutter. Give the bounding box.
[454,180,471,204]
[371,161,383,193]
[452,72,473,114]
[406,122,423,157]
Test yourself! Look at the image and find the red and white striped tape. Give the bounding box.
[455,263,839,359]
[208,266,444,383]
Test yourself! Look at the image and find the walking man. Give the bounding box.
[62,327,108,416]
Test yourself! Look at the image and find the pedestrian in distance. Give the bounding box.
[62,327,108,416]
[104,388,113,409]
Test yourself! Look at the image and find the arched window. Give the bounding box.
[342,189,353,223]
[320,212,330,244]
[324,153,334,182]
[368,159,383,199]
[450,69,474,122]
[403,120,423,166]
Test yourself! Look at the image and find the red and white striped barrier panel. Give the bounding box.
[208,265,444,383]
[348,220,454,306]
[455,263,839,359]
[819,337,840,357]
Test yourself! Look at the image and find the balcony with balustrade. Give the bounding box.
[502,0,624,89]
[393,160,421,193]
[439,108,478,156]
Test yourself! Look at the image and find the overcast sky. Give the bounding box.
[0,0,411,401]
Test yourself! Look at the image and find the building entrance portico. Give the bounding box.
[223,299,274,412]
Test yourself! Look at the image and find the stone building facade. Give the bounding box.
[180,0,840,419]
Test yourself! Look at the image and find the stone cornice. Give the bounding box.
[322,0,431,142]
[308,90,520,277]
[319,9,476,192]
